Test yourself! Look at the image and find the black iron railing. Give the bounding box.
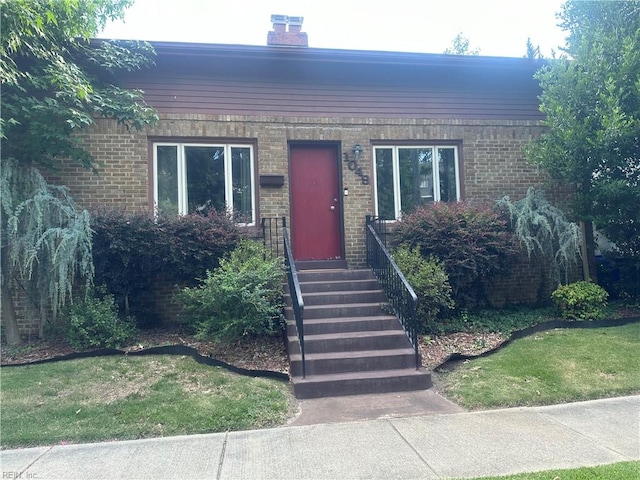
[261,217,282,258]
[282,218,306,378]
[262,217,306,376]
[365,215,420,369]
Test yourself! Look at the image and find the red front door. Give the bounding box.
[290,145,342,261]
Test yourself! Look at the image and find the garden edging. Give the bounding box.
[434,316,640,371]
[1,344,290,381]
[4,317,638,382]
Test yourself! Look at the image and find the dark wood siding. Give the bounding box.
[122,43,544,120]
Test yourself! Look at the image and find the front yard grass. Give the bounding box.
[436,322,640,409]
[0,355,297,449]
[462,461,640,480]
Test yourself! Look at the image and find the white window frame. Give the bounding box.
[153,142,256,225]
[373,145,461,220]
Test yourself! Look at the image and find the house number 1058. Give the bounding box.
[343,153,369,185]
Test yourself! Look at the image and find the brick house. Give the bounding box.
[15,18,559,394]
[38,15,556,336]
[56,17,547,266]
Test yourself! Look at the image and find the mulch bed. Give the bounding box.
[1,327,502,373]
[0,328,290,374]
[419,332,507,370]
[3,310,638,374]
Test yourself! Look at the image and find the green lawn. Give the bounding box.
[437,322,640,409]
[0,355,297,449]
[463,461,640,480]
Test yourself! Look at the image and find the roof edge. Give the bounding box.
[91,38,547,70]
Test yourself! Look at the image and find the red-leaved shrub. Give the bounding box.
[91,208,242,324]
[396,202,518,308]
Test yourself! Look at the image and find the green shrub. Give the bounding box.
[91,208,241,324]
[393,246,455,334]
[396,202,518,308]
[176,240,285,340]
[66,290,137,350]
[551,281,609,320]
[444,306,556,335]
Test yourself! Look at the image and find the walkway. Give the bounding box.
[2,395,638,479]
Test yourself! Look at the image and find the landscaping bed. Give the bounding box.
[2,304,638,373]
[419,332,506,370]
[2,327,509,373]
[1,327,290,374]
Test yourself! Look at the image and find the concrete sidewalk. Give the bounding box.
[2,395,638,479]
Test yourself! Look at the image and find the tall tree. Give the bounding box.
[525,0,640,265]
[1,0,158,344]
[524,37,543,59]
[443,32,480,55]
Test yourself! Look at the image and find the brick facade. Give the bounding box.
[55,114,546,268]
[4,39,563,339]
[12,114,550,336]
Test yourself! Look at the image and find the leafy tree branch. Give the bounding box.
[525,0,640,261]
[1,0,158,344]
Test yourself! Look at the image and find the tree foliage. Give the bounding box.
[525,0,640,259]
[1,0,158,171]
[443,32,480,55]
[1,158,94,338]
[524,37,543,59]
[497,187,581,286]
[1,0,158,343]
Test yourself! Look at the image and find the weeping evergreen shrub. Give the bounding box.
[1,158,94,342]
[176,240,284,340]
[496,187,581,286]
[393,246,455,334]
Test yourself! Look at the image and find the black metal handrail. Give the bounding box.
[261,217,281,258]
[365,215,420,369]
[282,217,306,378]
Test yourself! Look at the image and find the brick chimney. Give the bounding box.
[267,15,308,47]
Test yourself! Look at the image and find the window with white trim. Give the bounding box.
[374,145,460,220]
[153,143,255,224]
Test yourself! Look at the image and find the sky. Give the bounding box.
[98,0,569,58]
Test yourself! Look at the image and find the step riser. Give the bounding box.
[296,280,381,294]
[289,353,417,376]
[291,334,409,354]
[287,304,388,320]
[296,270,375,283]
[293,373,432,399]
[286,317,400,336]
[296,260,348,270]
[288,291,387,306]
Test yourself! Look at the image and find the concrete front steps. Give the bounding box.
[285,267,431,399]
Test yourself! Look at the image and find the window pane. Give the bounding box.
[231,147,253,222]
[375,148,395,220]
[399,148,433,214]
[156,146,179,215]
[438,148,457,202]
[185,146,225,214]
